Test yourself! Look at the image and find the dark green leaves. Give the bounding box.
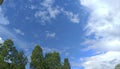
[0,39,71,69]
[30,45,44,69]
[45,52,62,69]
[63,58,71,69]
[0,39,27,69]
[30,45,71,69]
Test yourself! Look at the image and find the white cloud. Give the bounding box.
[14,28,24,35]
[34,0,60,23]
[83,51,120,69]
[81,0,120,51]
[80,0,120,69]
[0,26,28,49]
[0,7,9,25]
[0,37,3,43]
[46,31,56,38]
[62,9,80,24]
[41,0,54,7]
[34,0,80,24]
[29,5,36,10]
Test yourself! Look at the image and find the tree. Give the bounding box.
[0,39,27,69]
[63,58,71,69]
[0,39,71,69]
[45,52,62,69]
[0,39,14,69]
[0,54,8,69]
[30,45,44,69]
[115,64,120,69]
[0,0,4,5]
[13,51,28,69]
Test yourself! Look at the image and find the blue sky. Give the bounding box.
[0,0,120,69]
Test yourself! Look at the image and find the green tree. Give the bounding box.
[115,64,120,69]
[13,51,28,69]
[45,52,62,69]
[0,42,9,69]
[30,45,44,69]
[1,39,14,69]
[0,39,27,69]
[63,58,71,69]
[0,54,8,69]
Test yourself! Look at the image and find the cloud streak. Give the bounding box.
[0,7,28,50]
[14,28,25,35]
[34,0,60,23]
[62,9,80,24]
[80,0,120,69]
[46,32,56,38]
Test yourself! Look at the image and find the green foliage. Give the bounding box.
[30,45,45,69]
[0,39,71,69]
[115,64,120,69]
[0,39,27,69]
[63,58,71,69]
[14,51,28,69]
[30,45,71,69]
[45,52,62,69]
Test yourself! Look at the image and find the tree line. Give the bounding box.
[0,39,71,69]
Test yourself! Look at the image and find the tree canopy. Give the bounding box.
[0,39,27,69]
[30,45,45,69]
[63,58,71,69]
[0,39,71,69]
[30,45,71,69]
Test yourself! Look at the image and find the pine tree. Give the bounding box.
[30,45,44,69]
[45,52,62,69]
[63,58,71,69]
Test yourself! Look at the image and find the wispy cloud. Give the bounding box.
[82,0,120,51]
[34,0,60,23]
[0,7,28,49]
[83,51,120,69]
[33,0,80,24]
[46,31,56,38]
[14,28,25,35]
[0,25,28,49]
[62,9,80,24]
[80,0,120,69]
